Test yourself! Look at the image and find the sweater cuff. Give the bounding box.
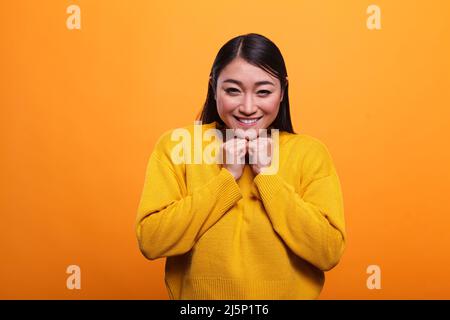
[212,168,243,209]
[253,173,286,203]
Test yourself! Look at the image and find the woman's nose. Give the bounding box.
[239,94,258,115]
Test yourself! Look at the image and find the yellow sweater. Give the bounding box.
[135,121,346,299]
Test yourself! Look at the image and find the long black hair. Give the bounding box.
[196,33,295,133]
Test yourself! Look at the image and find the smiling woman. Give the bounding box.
[135,33,346,300]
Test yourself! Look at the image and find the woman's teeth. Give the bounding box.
[240,119,258,124]
[235,117,261,125]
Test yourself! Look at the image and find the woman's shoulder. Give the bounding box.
[279,131,330,154]
[280,132,337,176]
[151,121,216,156]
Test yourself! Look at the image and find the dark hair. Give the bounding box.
[196,33,295,133]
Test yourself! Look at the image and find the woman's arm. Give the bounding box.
[253,141,346,271]
[135,151,242,260]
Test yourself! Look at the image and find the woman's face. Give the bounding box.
[215,57,284,132]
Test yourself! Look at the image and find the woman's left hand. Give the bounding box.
[248,137,273,175]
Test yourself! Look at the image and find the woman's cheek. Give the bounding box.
[259,97,280,114]
[219,95,239,112]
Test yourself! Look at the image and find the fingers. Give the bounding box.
[248,137,273,165]
[234,129,258,141]
[223,138,247,164]
[235,139,247,158]
[248,137,272,154]
[222,136,273,165]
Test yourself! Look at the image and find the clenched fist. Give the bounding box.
[248,137,273,175]
[221,137,248,180]
[221,129,273,179]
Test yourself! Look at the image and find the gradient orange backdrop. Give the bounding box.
[1,0,450,299]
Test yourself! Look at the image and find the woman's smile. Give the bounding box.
[233,115,263,127]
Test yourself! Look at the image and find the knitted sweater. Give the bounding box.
[135,121,346,299]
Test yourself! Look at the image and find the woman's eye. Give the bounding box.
[225,88,240,95]
[224,88,271,96]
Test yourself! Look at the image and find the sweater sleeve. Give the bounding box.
[135,149,243,260]
[253,140,346,271]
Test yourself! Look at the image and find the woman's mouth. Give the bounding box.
[233,116,263,127]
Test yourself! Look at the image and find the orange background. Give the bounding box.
[1,0,449,299]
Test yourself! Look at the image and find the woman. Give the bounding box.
[135,33,346,299]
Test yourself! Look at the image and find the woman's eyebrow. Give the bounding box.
[223,79,275,86]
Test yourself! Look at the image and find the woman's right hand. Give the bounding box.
[221,138,247,180]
